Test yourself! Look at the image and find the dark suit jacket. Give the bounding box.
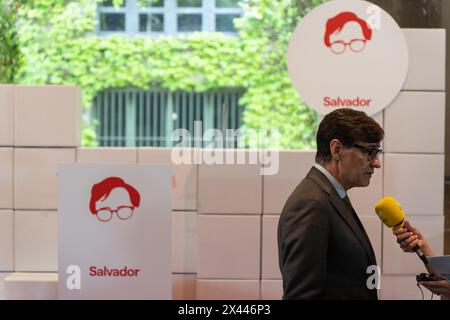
[277,167,378,300]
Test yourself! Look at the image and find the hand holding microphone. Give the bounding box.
[393,220,433,255]
[374,197,433,266]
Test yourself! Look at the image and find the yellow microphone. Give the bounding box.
[374,196,429,265]
[374,196,405,230]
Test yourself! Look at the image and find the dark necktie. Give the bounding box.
[342,195,353,212]
[342,195,360,220]
[342,195,366,232]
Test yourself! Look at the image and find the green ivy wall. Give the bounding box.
[6,0,326,148]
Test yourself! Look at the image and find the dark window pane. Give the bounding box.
[100,13,125,31]
[215,14,239,32]
[99,0,126,7]
[143,0,164,7]
[177,0,202,8]
[216,0,239,8]
[139,14,164,32]
[151,14,164,32]
[177,14,202,32]
[139,14,148,31]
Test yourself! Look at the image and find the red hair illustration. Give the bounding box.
[324,11,372,47]
[89,177,140,215]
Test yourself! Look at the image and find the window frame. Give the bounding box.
[96,0,243,37]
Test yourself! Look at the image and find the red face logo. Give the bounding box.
[324,11,372,55]
[89,177,141,222]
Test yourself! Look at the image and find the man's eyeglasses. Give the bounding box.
[95,206,135,222]
[353,144,383,161]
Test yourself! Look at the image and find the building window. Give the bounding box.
[139,13,164,32]
[215,13,240,32]
[177,0,202,7]
[92,89,245,147]
[97,0,243,36]
[98,0,126,33]
[100,13,126,31]
[177,14,202,32]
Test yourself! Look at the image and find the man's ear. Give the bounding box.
[330,139,341,160]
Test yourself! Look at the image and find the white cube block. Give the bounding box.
[382,215,444,275]
[77,147,137,164]
[359,215,382,266]
[348,156,383,216]
[0,272,8,299]
[138,148,197,211]
[261,280,283,300]
[196,279,260,300]
[262,215,281,279]
[15,211,58,272]
[380,275,440,300]
[0,148,13,209]
[0,85,14,146]
[172,212,197,273]
[14,148,76,209]
[384,92,445,153]
[0,211,13,271]
[384,154,444,215]
[263,151,315,214]
[15,85,81,147]
[172,274,196,300]
[198,215,260,279]
[402,29,445,91]
[198,150,262,214]
[4,272,58,300]
[138,147,175,163]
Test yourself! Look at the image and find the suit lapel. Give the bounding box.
[307,167,376,265]
[329,193,376,264]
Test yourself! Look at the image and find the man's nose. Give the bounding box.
[370,157,381,168]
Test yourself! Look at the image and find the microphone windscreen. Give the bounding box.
[374,196,405,230]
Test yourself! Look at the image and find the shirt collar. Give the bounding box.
[313,163,347,199]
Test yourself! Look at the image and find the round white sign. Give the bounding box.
[287,0,408,115]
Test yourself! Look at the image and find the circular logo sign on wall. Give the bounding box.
[287,0,408,115]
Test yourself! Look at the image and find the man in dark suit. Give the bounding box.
[278,108,383,299]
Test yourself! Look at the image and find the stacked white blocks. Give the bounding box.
[377,29,446,300]
[0,85,80,299]
[0,86,199,299]
[0,85,14,300]
[197,150,262,299]
[0,29,445,300]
